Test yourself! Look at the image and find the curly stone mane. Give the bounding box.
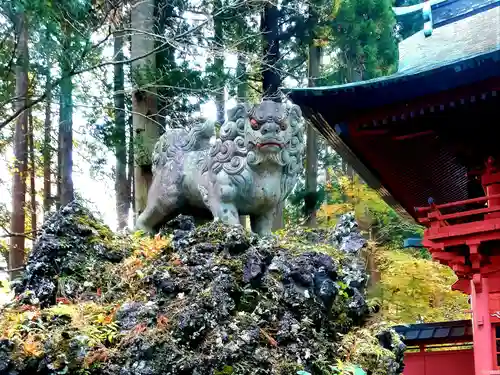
[203,102,305,199]
[152,120,214,174]
[203,104,249,178]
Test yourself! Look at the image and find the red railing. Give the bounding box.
[415,194,500,226]
[415,194,500,213]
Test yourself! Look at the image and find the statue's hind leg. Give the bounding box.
[134,170,182,233]
[135,204,166,234]
[250,209,275,236]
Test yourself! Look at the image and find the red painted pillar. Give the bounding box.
[482,161,500,219]
[486,182,500,219]
[471,275,494,374]
[487,182,500,207]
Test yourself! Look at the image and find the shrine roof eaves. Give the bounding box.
[284,48,500,124]
[286,2,500,118]
[285,49,500,221]
[394,0,500,35]
[393,320,473,345]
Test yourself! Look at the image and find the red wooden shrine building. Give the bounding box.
[393,320,475,375]
[287,0,500,374]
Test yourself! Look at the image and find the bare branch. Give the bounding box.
[0,223,37,240]
[0,265,26,273]
[0,3,224,131]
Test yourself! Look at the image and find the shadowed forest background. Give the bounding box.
[0,0,469,325]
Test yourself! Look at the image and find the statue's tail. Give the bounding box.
[152,120,215,173]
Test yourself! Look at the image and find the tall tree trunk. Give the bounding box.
[154,0,174,131]
[28,111,36,235]
[261,0,281,101]
[126,21,135,218]
[131,0,159,217]
[305,44,320,227]
[261,0,283,230]
[213,0,225,125]
[342,160,354,179]
[10,11,29,279]
[347,164,354,179]
[237,53,248,229]
[128,114,135,216]
[59,58,74,206]
[56,126,61,210]
[114,28,129,230]
[236,53,247,100]
[43,72,52,216]
[272,202,284,230]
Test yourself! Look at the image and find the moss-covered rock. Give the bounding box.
[0,206,405,375]
[11,201,129,308]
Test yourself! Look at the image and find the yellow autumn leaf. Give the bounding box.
[136,269,145,279]
[23,337,43,357]
[95,314,106,324]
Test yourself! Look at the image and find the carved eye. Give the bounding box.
[250,118,259,129]
[280,121,287,131]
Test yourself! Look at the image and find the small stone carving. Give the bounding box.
[135,100,305,236]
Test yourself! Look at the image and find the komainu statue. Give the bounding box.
[135,100,305,236]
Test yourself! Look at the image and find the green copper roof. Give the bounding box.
[285,4,499,95]
[398,5,500,73]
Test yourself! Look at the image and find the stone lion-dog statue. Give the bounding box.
[135,100,305,236]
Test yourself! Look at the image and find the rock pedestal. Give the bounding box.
[0,206,405,375]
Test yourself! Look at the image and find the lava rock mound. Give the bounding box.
[0,205,405,375]
[12,201,128,307]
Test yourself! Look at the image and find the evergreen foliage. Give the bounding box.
[331,0,399,80]
[286,169,422,248]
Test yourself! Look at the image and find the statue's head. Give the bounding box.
[244,100,288,154]
[222,100,304,169]
[209,100,304,197]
